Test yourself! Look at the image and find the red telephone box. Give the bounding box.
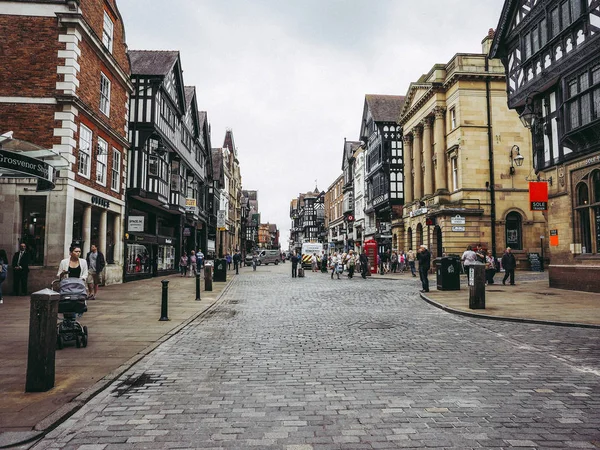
[364,239,378,274]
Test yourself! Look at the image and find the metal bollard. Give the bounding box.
[204,265,213,292]
[159,280,170,321]
[468,263,486,309]
[195,273,201,301]
[26,289,60,392]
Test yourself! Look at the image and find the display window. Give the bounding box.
[126,243,153,274]
[157,245,175,271]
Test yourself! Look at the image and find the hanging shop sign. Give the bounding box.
[0,149,55,191]
[185,198,197,213]
[128,216,144,232]
[217,210,227,231]
[550,229,559,246]
[529,181,548,211]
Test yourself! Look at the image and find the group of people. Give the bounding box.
[461,245,517,285]
[178,249,205,277]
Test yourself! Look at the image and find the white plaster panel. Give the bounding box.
[54,111,75,121]
[57,50,79,61]
[53,127,74,138]
[57,66,78,76]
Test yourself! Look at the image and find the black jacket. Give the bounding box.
[417,249,431,270]
[359,253,368,267]
[12,250,30,272]
[502,252,517,270]
[86,251,106,273]
[291,255,300,267]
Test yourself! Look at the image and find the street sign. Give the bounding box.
[217,210,226,230]
[450,215,465,225]
[451,226,465,232]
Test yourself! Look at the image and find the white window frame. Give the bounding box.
[78,124,92,178]
[111,147,121,192]
[102,11,114,53]
[100,73,111,117]
[450,108,457,130]
[96,138,108,186]
[451,157,458,191]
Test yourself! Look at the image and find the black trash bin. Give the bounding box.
[436,256,461,290]
[213,258,227,282]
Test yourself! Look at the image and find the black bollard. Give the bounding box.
[26,289,60,392]
[159,280,170,321]
[468,263,486,309]
[195,273,201,301]
[204,265,213,292]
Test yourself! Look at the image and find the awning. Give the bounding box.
[0,135,70,191]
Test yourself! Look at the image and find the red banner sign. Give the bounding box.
[529,182,548,211]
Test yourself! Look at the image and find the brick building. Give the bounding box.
[0,0,132,290]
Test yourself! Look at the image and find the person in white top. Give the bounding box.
[311,253,318,272]
[461,245,478,281]
[330,252,340,280]
[57,245,89,282]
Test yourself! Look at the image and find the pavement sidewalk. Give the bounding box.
[375,269,600,328]
[0,268,239,448]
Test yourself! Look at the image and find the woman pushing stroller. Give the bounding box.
[58,245,89,287]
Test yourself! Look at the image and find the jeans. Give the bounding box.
[409,261,416,276]
[503,269,515,285]
[291,266,297,278]
[419,266,429,291]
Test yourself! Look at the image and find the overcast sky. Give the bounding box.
[118,0,505,247]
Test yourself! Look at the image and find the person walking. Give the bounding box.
[291,251,299,278]
[321,253,328,273]
[233,250,241,274]
[330,252,339,279]
[461,245,478,282]
[407,249,416,277]
[179,252,188,277]
[311,253,318,272]
[225,252,232,270]
[391,251,398,273]
[252,252,258,271]
[0,249,8,303]
[359,249,369,279]
[12,243,30,296]
[485,250,498,285]
[197,250,204,270]
[85,244,105,299]
[346,250,356,279]
[188,250,197,277]
[417,244,431,292]
[501,247,517,285]
[57,245,89,283]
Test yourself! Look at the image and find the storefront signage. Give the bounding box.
[185,198,197,212]
[128,216,145,232]
[91,195,110,209]
[217,210,226,231]
[529,181,548,211]
[452,226,465,232]
[450,215,466,225]
[0,149,55,191]
[183,227,191,237]
[372,193,389,207]
[165,239,172,244]
[409,207,428,218]
[571,155,600,170]
[550,229,559,246]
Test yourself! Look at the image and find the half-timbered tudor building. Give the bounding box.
[359,95,406,255]
[0,0,132,290]
[491,0,600,291]
[398,32,545,261]
[126,50,211,280]
[341,139,361,251]
[288,188,326,253]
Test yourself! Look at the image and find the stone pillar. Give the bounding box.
[82,204,92,254]
[434,107,448,192]
[422,117,434,196]
[113,213,122,264]
[412,126,423,200]
[403,135,413,204]
[99,209,107,255]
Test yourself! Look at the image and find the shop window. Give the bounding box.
[21,196,47,266]
[106,212,116,264]
[575,182,593,253]
[505,211,523,250]
[72,201,84,249]
[126,243,153,274]
[157,245,175,271]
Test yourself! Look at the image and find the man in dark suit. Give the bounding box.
[417,244,431,293]
[12,243,30,296]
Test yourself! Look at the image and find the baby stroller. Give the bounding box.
[53,277,88,349]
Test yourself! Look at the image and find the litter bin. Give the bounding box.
[436,255,461,290]
[213,258,227,282]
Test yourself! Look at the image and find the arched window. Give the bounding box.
[407,227,413,250]
[576,182,592,253]
[393,233,398,251]
[416,223,424,247]
[505,212,523,250]
[592,171,600,204]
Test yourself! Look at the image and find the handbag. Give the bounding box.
[336,264,343,274]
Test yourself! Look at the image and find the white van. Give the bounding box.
[301,242,324,267]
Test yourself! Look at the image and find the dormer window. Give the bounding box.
[102,11,113,53]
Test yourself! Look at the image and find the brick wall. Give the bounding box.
[0,16,60,97]
[0,104,59,148]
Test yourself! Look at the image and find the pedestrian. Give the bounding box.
[226,252,232,270]
[485,250,498,285]
[501,247,517,285]
[57,245,89,285]
[384,249,391,274]
[233,250,241,274]
[85,244,105,299]
[11,242,30,296]
[0,249,8,303]
[399,251,406,273]
[197,250,204,269]
[346,250,356,278]
[330,252,339,279]
[407,249,416,277]
[189,250,197,277]
[311,253,318,272]
[359,249,369,279]
[417,244,431,292]
[291,251,299,278]
[391,251,398,273]
[321,253,328,273]
[252,251,258,271]
[461,245,478,281]
[179,252,188,277]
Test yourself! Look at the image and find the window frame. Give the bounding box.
[111,147,121,192]
[96,137,108,186]
[505,211,523,250]
[78,124,92,179]
[99,72,111,117]
[450,108,457,130]
[102,11,114,53]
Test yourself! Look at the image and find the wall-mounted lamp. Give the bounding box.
[154,140,167,157]
[509,145,524,175]
[518,94,539,129]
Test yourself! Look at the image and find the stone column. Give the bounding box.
[434,107,448,192]
[113,213,122,264]
[82,205,92,254]
[403,135,413,204]
[99,209,107,255]
[422,117,434,196]
[412,126,423,200]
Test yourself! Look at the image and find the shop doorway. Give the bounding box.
[21,196,47,265]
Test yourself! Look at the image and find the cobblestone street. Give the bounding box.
[33,265,600,449]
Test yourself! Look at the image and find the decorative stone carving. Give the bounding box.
[434,107,446,120]
[412,126,423,138]
[558,165,565,188]
[421,116,433,129]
